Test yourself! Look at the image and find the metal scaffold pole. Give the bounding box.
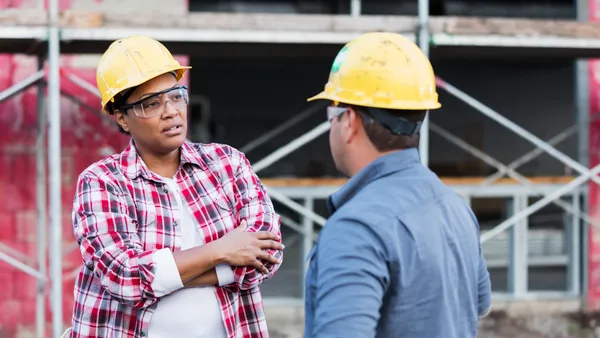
[48,0,63,335]
[418,0,430,166]
[36,55,48,338]
[350,0,361,17]
[576,0,590,308]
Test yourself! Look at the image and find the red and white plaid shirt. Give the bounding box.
[70,139,283,338]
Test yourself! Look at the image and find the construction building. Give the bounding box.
[0,0,599,337]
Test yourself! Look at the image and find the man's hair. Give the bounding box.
[340,104,427,152]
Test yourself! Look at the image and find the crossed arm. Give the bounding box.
[72,151,282,307]
[170,151,283,289]
[220,151,283,291]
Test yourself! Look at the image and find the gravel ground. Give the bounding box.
[2,311,598,338]
[267,311,600,338]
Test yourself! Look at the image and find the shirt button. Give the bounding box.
[140,332,146,337]
[173,221,178,227]
[162,187,169,193]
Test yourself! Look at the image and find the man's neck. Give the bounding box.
[347,148,399,177]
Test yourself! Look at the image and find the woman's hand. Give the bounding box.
[216,220,284,274]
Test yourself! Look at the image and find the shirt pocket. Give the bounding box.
[135,208,158,251]
[134,200,176,251]
[195,191,236,241]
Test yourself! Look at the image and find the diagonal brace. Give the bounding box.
[265,186,327,227]
[249,119,331,227]
[482,111,600,186]
[436,77,600,187]
[280,214,319,241]
[61,69,100,98]
[241,102,326,154]
[429,122,600,230]
[252,121,330,174]
[481,125,576,186]
[0,70,45,103]
[0,249,46,281]
[481,163,600,243]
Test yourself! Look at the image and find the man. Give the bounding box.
[303,32,492,338]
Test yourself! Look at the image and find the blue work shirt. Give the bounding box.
[304,148,492,338]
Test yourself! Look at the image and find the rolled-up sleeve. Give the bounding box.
[72,173,163,309]
[215,264,235,286]
[151,248,184,297]
[312,216,390,338]
[224,150,283,292]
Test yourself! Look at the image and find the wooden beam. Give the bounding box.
[2,9,600,39]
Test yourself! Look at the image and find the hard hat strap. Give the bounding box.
[367,108,423,137]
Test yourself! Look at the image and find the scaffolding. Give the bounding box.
[0,0,597,337]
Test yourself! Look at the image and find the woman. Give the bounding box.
[68,35,284,338]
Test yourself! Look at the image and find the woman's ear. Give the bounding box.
[115,110,130,133]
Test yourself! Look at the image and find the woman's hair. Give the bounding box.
[109,87,137,134]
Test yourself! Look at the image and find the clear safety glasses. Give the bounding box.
[119,86,189,119]
[326,106,348,123]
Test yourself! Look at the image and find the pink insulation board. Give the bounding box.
[0,0,190,335]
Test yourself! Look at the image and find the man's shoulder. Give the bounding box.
[326,195,395,241]
[336,186,398,221]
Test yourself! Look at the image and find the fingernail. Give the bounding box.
[282,244,286,249]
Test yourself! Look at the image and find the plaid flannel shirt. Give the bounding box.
[70,139,283,338]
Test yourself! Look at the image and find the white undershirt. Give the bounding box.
[147,176,234,338]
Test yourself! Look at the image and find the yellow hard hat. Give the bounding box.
[308,32,441,110]
[96,35,191,114]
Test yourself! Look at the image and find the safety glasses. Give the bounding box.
[119,86,189,119]
[326,106,348,123]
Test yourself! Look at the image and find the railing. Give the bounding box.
[259,178,581,304]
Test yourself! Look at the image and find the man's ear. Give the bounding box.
[344,108,361,143]
[115,110,130,133]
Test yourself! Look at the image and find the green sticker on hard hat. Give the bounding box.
[331,46,349,73]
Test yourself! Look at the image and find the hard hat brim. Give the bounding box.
[306,91,328,102]
[307,90,442,110]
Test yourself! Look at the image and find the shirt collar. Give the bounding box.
[120,139,206,181]
[327,148,421,214]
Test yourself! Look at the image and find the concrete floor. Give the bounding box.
[264,301,591,338]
